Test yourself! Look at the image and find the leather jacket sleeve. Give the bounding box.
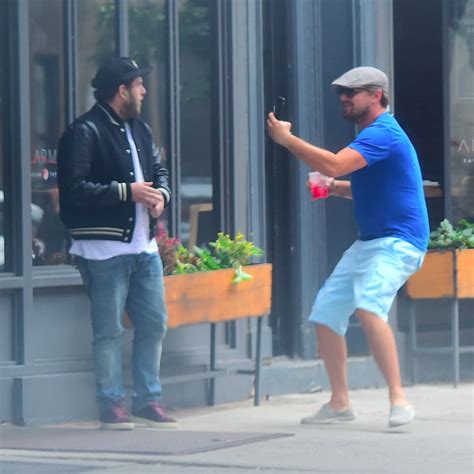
[66,123,131,207]
[147,126,172,207]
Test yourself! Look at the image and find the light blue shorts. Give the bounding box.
[308,237,425,335]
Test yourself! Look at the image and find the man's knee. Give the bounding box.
[135,316,167,339]
[316,322,346,338]
[356,308,386,328]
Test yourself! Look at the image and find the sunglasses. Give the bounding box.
[335,87,366,98]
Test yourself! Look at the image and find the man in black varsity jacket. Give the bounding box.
[58,57,177,430]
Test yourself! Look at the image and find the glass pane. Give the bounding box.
[128,0,169,234]
[0,109,5,273]
[448,0,474,222]
[77,0,116,115]
[0,7,8,272]
[178,0,219,247]
[29,0,69,266]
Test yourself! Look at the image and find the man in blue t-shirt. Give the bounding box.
[267,66,428,428]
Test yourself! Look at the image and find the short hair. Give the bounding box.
[367,88,389,108]
[380,93,389,108]
[93,79,134,103]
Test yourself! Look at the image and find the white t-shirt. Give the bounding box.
[69,122,158,260]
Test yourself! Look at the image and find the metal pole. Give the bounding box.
[209,323,217,405]
[452,250,460,387]
[254,316,263,406]
[115,0,129,56]
[409,300,417,384]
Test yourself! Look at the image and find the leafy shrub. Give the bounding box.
[428,219,474,250]
[156,228,264,284]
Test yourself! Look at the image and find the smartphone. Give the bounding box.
[273,96,287,121]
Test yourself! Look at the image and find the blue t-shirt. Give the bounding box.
[348,112,429,251]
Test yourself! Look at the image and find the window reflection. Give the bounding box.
[0,97,5,272]
[29,0,69,266]
[128,0,169,234]
[1,10,5,271]
[178,0,218,246]
[77,0,116,116]
[449,0,474,222]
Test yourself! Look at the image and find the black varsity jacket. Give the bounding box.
[57,102,171,242]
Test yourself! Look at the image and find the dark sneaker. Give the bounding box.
[100,404,135,430]
[132,401,179,429]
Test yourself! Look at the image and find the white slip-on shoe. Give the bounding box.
[388,404,415,427]
[301,403,356,424]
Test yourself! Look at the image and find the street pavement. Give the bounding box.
[1,383,473,474]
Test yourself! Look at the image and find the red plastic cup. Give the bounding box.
[308,171,332,200]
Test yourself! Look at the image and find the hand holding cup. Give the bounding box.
[308,172,334,200]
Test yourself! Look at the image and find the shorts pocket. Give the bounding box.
[391,239,425,275]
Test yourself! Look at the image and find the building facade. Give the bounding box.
[0,0,472,424]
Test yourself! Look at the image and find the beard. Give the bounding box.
[342,103,370,123]
[122,96,141,119]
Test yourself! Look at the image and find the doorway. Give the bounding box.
[262,0,297,356]
[393,0,445,229]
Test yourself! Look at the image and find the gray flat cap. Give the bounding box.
[331,66,389,93]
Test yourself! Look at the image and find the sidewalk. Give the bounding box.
[1,384,473,473]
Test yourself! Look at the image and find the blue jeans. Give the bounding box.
[76,252,167,411]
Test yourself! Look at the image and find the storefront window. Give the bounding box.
[0,148,5,273]
[128,0,169,233]
[449,0,474,222]
[77,0,116,115]
[29,0,69,266]
[0,48,7,272]
[178,0,218,246]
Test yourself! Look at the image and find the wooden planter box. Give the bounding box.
[405,248,474,387]
[406,249,474,299]
[164,263,272,328]
[124,263,272,328]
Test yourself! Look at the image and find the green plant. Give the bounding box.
[210,232,264,266]
[169,232,264,284]
[428,219,474,249]
[174,245,201,274]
